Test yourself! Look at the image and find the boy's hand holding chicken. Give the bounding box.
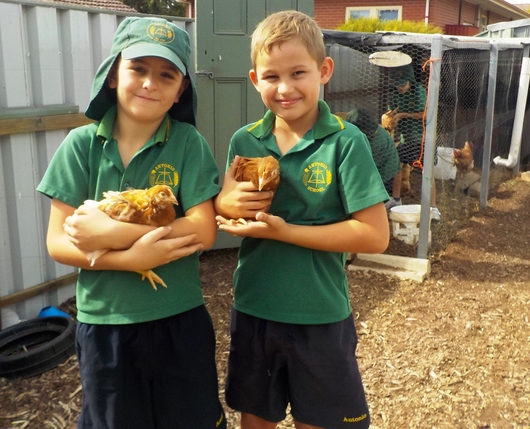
[217,209,287,240]
[214,155,278,224]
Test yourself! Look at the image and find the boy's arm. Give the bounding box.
[67,198,217,251]
[48,198,203,271]
[64,203,152,253]
[97,200,215,270]
[167,199,218,249]
[216,202,389,254]
[47,199,102,268]
[393,111,424,125]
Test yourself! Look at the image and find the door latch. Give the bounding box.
[196,70,215,79]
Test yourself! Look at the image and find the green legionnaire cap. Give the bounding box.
[85,17,197,126]
[390,64,416,87]
[346,108,378,137]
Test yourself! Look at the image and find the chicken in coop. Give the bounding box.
[231,155,280,225]
[381,108,399,141]
[454,141,474,179]
[82,184,178,290]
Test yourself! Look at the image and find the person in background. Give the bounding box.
[385,64,440,220]
[215,10,389,429]
[345,108,400,192]
[37,17,226,429]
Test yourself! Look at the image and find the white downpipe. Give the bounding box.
[494,56,530,168]
[425,0,430,25]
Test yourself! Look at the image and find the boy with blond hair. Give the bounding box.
[215,10,389,429]
[37,17,225,428]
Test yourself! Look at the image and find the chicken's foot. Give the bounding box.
[136,270,167,290]
[228,218,252,226]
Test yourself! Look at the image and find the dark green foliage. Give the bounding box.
[122,0,186,17]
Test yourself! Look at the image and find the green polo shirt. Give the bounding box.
[227,100,388,324]
[37,106,220,324]
[390,82,426,143]
[368,125,401,183]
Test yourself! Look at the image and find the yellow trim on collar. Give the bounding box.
[247,119,264,133]
[333,114,346,130]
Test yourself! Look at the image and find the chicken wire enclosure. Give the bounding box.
[322,31,530,259]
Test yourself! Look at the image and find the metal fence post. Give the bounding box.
[480,41,499,209]
[417,34,443,259]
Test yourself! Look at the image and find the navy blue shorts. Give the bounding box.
[75,305,226,429]
[225,309,370,428]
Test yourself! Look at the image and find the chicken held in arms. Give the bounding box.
[82,184,178,290]
[231,156,280,225]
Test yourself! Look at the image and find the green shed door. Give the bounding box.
[195,0,313,248]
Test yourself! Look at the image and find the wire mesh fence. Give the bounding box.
[323,31,527,258]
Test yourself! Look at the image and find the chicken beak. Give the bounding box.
[258,176,268,191]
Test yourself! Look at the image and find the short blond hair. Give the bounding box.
[250,10,326,69]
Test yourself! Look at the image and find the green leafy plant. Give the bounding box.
[337,17,443,34]
[122,0,186,17]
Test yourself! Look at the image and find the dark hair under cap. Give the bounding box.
[346,109,379,137]
[390,64,416,87]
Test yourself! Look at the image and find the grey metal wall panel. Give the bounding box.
[0,0,195,325]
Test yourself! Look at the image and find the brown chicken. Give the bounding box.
[82,184,178,290]
[381,108,399,141]
[231,156,280,225]
[234,156,280,192]
[454,141,474,179]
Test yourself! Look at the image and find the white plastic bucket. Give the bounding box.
[434,147,456,180]
[389,204,431,246]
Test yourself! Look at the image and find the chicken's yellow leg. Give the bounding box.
[136,270,167,290]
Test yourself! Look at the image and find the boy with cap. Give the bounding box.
[37,17,226,428]
[385,64,440,219]
[345,108,400,186]
[215,10,389,429]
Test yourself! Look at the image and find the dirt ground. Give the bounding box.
[1,170,529,429]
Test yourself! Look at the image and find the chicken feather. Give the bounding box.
[82,184,178,290]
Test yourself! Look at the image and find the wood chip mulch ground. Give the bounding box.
[1,173,529,429]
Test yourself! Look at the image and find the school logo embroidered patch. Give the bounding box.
[146,22,175,44]
[150,163,179,187]
[302,161,332,193]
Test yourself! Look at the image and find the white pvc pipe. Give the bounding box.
[493,56,530,168]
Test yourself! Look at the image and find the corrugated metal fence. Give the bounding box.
[0,0,194,326]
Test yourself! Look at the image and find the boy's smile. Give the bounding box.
[249,38,333,134]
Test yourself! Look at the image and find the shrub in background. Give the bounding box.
[337,17,443,34]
